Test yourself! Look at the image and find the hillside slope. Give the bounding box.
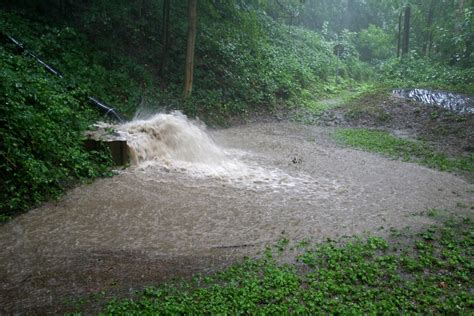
[0,4,367,216]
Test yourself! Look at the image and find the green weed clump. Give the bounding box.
[334,128,474,173]
[103,217,473,314]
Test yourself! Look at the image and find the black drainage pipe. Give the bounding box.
[2,33,125,123]
[87,97,125,123]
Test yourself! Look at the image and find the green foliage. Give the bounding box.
[3,3,371,123]
[186,10,369,120]
[356,25,394,62]
[103,217,474,314]
[0,11,154,117]
[334,128,474,172]
[279,0,473,67]
[378,56,474,94]
[0,16,114,215]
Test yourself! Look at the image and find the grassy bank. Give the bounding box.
[334,128,474,173]
[0,42,112,218]
[98,214,473,314]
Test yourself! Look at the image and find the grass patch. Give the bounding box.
[341,88,392,122]
[334,128,474,173]
[291,83,375,124]
[101,216,473,314]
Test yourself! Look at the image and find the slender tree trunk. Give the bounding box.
[402,4,411,56]
[346,0,355,31]
[397,10,402,58]
[456,0,470,60]
[159,0,171,77]
[457,0,465,19]
[183,0,197,99]
[423,0,435,56]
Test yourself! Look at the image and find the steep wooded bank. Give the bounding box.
[0,4,365,216]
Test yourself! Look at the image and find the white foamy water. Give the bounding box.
[115,111,327,192]
[121,111,226,165]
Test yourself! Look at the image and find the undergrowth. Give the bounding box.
[377,57,474,95]
[334,128,474,173]
[101,215,473,314]
[0,45,113,216]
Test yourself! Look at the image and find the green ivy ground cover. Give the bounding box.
[100,215,473,314]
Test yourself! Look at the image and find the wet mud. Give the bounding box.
[319,92,474,166]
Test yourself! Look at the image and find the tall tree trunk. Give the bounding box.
[159,0,171,77]
[457,0,465,20]
[346,0,355,31]
[456,0,469,60]
[402,4,411,56]
[183,0,197,99]
[423,0,435,56]
[397,10,402,58]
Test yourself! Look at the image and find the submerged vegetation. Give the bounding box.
[102,215,473,314]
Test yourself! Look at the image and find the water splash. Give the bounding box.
[115,111,327,192]
[120,112,226,165]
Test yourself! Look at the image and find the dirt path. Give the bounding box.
[1,122,473,314]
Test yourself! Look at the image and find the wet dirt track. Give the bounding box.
[1,122,473,314]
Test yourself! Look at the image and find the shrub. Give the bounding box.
[0,45,111,215]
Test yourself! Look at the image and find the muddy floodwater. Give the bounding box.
[1,114,473,313]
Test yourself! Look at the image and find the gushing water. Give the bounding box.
[121,112,226,165]
[116,111,321,192]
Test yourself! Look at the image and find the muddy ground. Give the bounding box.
[318,91,474,159]
[0,91,473,314]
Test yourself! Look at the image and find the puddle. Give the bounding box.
[393,89,473,114]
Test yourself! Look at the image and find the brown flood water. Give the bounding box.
[1,113,472,313]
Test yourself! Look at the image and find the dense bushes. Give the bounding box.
[355,25,394,62]
[162,4,370,120]
[0,45,111,215]
[1,11,151,118]
[3,2,370,121]
[378,56,474,93]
